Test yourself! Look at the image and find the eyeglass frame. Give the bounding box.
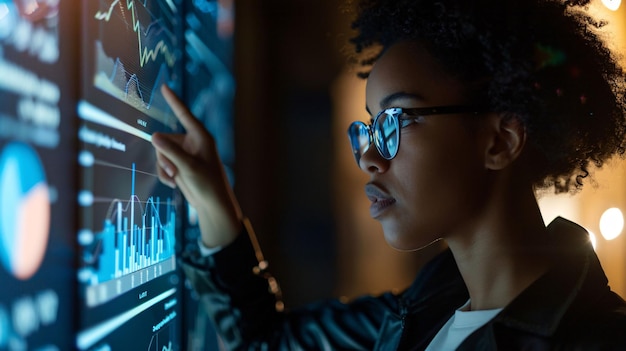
[347,105,489,165]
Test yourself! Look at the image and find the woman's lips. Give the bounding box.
[365,183,396,218]
[369,198,396,218]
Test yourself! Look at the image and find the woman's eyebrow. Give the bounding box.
[380,92,424,109]
[366,91,425,115]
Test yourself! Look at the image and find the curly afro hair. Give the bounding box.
[349,0,626,193]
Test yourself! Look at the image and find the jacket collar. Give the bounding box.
[403,247,467,309]
[493,217,610,336]
[403,217,611,338]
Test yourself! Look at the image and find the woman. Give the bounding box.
[152,0,626,349]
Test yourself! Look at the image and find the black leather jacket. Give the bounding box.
[180,218,626,350]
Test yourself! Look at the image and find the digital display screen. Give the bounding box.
[76,0,185,349]
[85,0,183,130]
[0,0,76,349]
[0,0,235,349]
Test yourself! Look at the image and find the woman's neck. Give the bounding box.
[445,184,551,311]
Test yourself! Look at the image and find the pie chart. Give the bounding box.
[0,142,50,280]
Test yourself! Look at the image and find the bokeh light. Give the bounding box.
[599,207,624,240]
[601,0,621,11]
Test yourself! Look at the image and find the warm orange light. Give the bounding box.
[602,0,621,11]
[599,207,624,240]
[588,230,598,250]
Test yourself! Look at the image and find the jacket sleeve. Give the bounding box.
[179,222,397,350]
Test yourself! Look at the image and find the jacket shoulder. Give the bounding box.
[558,291,626,348]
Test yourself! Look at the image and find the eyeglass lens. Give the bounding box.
[349,122,370,164]
[376,112,398,159]
[349,110,400,165]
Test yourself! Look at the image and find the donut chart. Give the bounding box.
[0,142,50,280]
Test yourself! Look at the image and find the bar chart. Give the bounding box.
[79,158,177,307]
[92,163,175,283]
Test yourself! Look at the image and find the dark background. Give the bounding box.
[234,0,348,307]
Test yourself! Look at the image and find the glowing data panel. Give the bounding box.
[80,160,177,307]
[78,0,183,347]
[0,0,76,349]
[84,0,183,130]
[77,100,183,350]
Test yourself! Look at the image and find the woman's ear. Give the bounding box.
[483,115,526,171]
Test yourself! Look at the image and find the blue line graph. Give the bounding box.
[147,318,176,351]
[84,163,175,285]
[94,0,177,67]
[89,0,181,127]
[105,57,170,113]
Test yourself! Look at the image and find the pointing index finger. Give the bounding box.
[161,84,204,134]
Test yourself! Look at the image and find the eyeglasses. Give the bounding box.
[347,105,488,165]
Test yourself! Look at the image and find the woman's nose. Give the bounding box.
[358,145,390,174]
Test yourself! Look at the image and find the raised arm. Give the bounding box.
[149,85,397,350]
[151,84,243,248]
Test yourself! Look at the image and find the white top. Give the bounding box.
[425,300,503,351]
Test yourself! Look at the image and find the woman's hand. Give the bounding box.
[152,84,242,248]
